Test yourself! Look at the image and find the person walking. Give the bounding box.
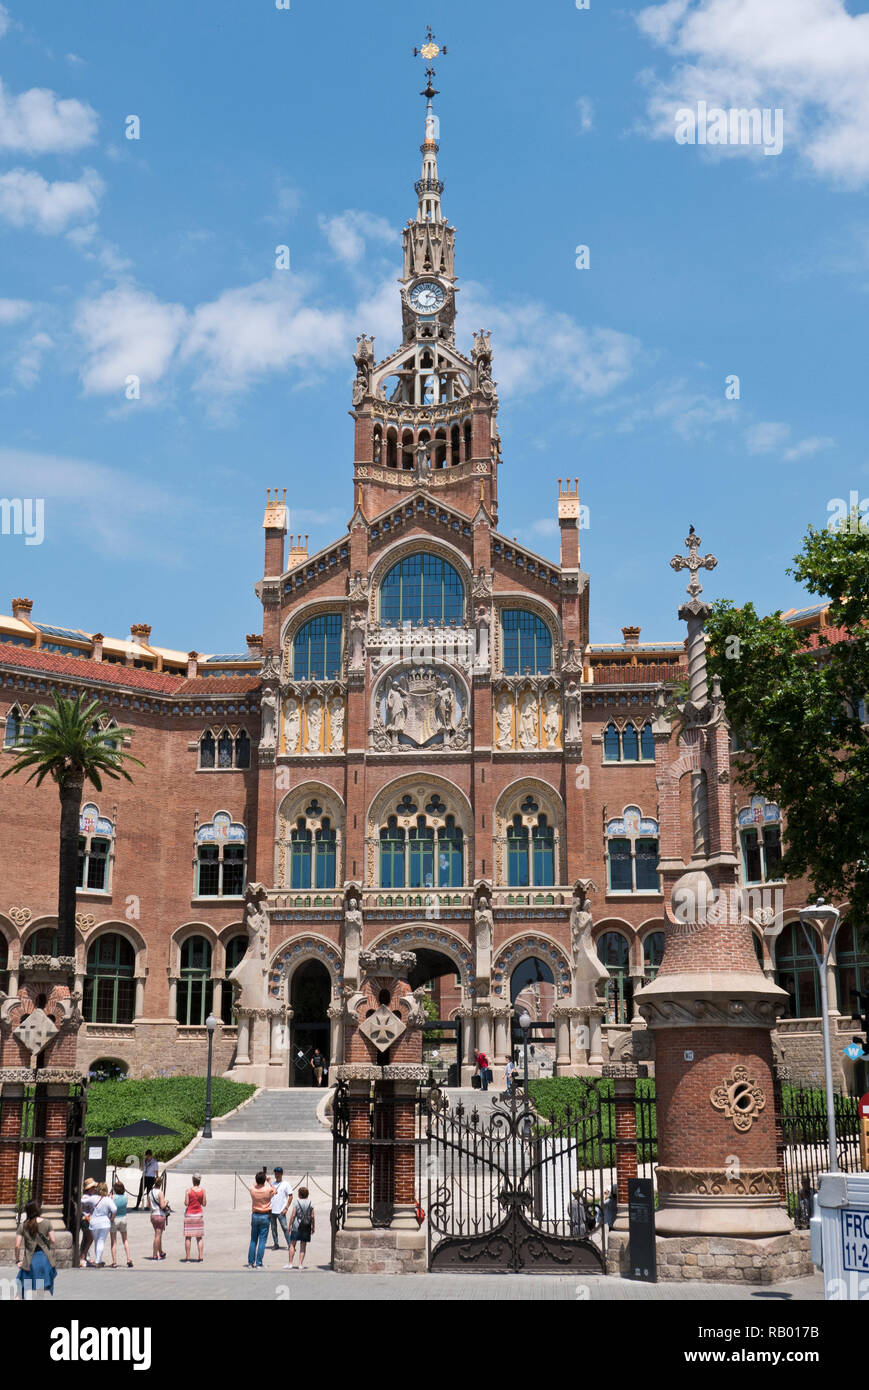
[310,1048,325,1087]
[89,1183,116,1268]
[135,1150,159,1210]
[108,1180,133,1267]
[505,1056,517,1095]
[147,1174,170,1260]
[183,1175,206,1262]
[15,1200,57,1299]
[245,1170,275,1269]
[474,1049,490,1092]
[79,1177,97,1268]
[268,1167,293,1250]
[285,1186,315,1270]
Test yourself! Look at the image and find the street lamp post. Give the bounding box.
[798,898,841,1172]
[203,1013,219,1140]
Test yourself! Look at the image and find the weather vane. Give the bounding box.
[413,24,448,98]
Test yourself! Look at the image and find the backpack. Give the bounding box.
[294,1199,313,1240]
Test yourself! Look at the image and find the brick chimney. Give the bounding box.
[246,633,264,660]
[557,479,581,570]
[621,626,641,646]
[130,623,152,645]
[11,597,33,623]
[187,651,199,679]
[91,632,104,662]
[287,534,309,567]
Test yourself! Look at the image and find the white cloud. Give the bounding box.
[636,0,869,186]
[784,435,835,461]
[460,284,641,398]
[0,5,9,39]
[318,210,396,266]
[746,421,791,454]
[65,53,86,68]
[0,298,33,325]
[0,168,103,233]
[74,286,187,394]
[13,331,52,388]
[182,274,348,394]
[576,97,595,134]
[0,77,98,154]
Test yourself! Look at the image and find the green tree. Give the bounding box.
[2,692,142,957]
[705,517,869,920]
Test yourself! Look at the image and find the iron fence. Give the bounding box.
[0,1081,87,1258]
[777,1081,862,1226]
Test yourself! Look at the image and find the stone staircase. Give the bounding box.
[172,1088,332,1177]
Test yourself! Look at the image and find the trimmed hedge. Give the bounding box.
[527,1076,658,1167]
[86,1077,256,1166]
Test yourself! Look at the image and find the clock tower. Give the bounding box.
[350,33,500,524]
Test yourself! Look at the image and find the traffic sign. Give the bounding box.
[844,1043,866,1061]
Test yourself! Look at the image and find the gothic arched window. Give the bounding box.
[196,814,246,897]
[531,814,555,886]
[606,807,659,893]
[84,933,135,1024]
[199,731,215,768]
[438,815,463,887]
[4,705,33,748]
[379,554,464,625]
[234,730,250,768]
[293,614,343,681]
[501,610,552,676]
[775,922,820,1018]
[643,931,665,982]
[604,723,621,762]
[621,723,639,761]
[377,799,465,889]
[597,931,632,1023]
[177,936,213,1026]
[222,933,248,1024]
[77,802,113,893]
[507,814,529,887]
[737,798,783,885]
[380,816,406,888]
[640,723,655,760]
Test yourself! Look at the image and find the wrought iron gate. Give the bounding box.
[426,1085,608,1272]
[0,1081,88,1259]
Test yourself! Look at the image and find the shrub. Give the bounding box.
[85,1076,255,1166]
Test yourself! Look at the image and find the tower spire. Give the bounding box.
[412,25,447,222]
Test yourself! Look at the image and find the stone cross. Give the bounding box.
[670,526,717,599]
[13,1007,59,1067]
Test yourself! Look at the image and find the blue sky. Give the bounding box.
[0,0,867,651]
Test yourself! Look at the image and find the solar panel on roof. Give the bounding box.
[204,654,249,663]
[35,623,86,640]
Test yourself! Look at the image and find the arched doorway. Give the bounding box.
[408,948,463,1085]
[290,959,331,1087]
[509,957,556,1075]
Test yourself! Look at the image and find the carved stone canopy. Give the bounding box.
[359,948,416,982]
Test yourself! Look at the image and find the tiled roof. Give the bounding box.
[0,643,183,693]
[176,676,261,694]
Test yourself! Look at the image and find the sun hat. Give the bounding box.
[83,1177,97,1191]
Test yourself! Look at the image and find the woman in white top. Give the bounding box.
[89,1183,117,1268]
[148,1175,170,1260]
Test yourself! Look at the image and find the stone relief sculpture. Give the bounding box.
[259,687,277,751]
[306,696,323,753]
[495,691,514,750]
[229,882,271,1012]
[543,690,560,749]
[519,690,539,749]
[373,669,469,752]
[284,697,300,753]
[434,677,455,733]
[386,682,407,735]
[329,696,345,752]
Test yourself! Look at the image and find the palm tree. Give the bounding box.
[2,691,142,959]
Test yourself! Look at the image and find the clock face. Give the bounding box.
[409,280,446,314]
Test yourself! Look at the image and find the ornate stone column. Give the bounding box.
[327,1002,343,1069]
[475,1002,493,1059]
[235,1012,251,1066]
[551,1005,582,1074]
[456,1004,475,1084]
[492,1005,512,1067]
[628,531,809,1284]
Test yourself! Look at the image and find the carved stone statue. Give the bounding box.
[306,696,323,752]
[474,604,490,671]
[569,879,609,1008]
[386,682,407,733]
[343,891,363,988]
[229,882,271,1012]
[284,697,300,753]
[495,691,514,750]
[543,690,560,749]
[564,680,582,745]
[352,334,374,406]
[519,690,538,749]
[259,687,277,751]
[349,610,366,669]
[474,886,493,994]
[329,696,345,752]
[434,677,455,732]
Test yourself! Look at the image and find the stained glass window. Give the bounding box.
[293,614,343,680]
[380,554,464,625]
[501,610,552,675]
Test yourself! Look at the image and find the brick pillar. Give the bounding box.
[390,1080,420,1229]
[0,1084,24,1210]
[344,1081,373,1230]
[39,1085,70,1226]
[612,1077,638,1231]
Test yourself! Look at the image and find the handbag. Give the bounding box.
[485,1068,493,1084]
